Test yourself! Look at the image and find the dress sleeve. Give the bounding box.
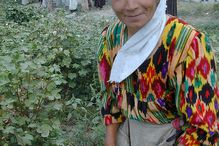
[97,28,126,126]
[175,32,219,145]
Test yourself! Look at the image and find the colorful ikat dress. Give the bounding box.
[97,17,219,146]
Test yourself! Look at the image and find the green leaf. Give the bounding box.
[41,130,50,138]
[215,46,219,52]
[24,95,38,109]
[61,57,71,67]
[0,72,10,86]
[87,102,93,107]
[81,60,90,66]
[65,97,74,106]
[52,119,61,129]
[20,134,34,145]
[78,69,88,77]
[28,123,37,128]
[75,98,81,104]
[25,134,34,140]
[47,82,56,91]
[81,107,87,112]
[72,103,77,109]
[54,138,65,146]
[20,62,30,70]
[49,64,61,73]
[47,53,56,60]
[37,124,52,138]
[63,50,70,56]
[5,64,17,73]
[0,56,17,73]
[69,81,76,88]
[72,63,80,69]
[68,73,77,80]
[15,116,29,126]
[48,89,61,100]
[67,113,72,121]
[51,74,66,85]
[0,56,12,64]
[3,126,15,134]
[48,95,55,101]
[53,102,63,111]
[0,98,15,109]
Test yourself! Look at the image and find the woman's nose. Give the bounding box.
[125,0,138,11]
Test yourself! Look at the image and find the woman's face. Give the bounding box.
[112,0,158,35]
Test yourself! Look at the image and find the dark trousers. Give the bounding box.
[94,0,105,8]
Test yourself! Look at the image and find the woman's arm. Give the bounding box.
[104,123,120,146]
[175,33,218,145]
[97,27,126,145]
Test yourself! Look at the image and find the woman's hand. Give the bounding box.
[104,123,120,146]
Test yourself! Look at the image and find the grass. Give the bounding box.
[178,1,219,46]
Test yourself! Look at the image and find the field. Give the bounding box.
[0,1,218,145]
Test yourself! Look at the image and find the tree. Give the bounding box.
[47,0,54,11]
[166,0,177,16]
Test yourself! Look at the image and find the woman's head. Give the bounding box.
[112,0,160,36]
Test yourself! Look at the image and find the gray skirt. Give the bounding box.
[116,119,176,146]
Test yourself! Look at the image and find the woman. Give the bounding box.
[97,0,218,145]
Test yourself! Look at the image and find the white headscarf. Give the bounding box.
[109,0,167,83]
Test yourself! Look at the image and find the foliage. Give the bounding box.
[5,5,45,24]
[213,3,219,12]
[0,3,109,145]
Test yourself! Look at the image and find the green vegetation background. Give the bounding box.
[0,1,218,145]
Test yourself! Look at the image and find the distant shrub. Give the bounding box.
[5,5,45,24]
[213,3,219,11]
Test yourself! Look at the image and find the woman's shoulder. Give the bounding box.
[100,19,125,48]
[100,19,124,39]
[165,15,195,30]
[162,16,200,50]
[164,15,202,37]
[97,20,123,63]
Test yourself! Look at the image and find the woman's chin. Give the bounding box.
[124,20,149,34]
[125,23,144,32]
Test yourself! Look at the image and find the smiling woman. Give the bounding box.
[112,0,158,37]
[97,0,219,146]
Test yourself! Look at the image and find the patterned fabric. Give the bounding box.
[97,17,219,145]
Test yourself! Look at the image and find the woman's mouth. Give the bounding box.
[125,14,144,22]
